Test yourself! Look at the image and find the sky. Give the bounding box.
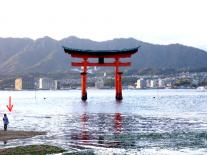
[0,0,207,50]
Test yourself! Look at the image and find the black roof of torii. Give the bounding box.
[63,46,140,57]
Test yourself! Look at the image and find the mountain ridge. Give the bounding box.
[0,36,207,75]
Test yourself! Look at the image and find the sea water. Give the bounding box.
[0,89,207,155]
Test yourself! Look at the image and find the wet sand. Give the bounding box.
[0,131,66,154]
[0,130,46,141]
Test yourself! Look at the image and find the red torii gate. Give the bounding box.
[63,46,139,101]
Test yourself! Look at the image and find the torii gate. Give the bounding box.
[63,46,139,101]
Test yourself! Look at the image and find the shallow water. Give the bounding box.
[0,89,207,154]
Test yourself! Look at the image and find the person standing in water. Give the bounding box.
[3,114,9,131]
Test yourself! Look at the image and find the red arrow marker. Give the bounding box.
[7,96,14,112]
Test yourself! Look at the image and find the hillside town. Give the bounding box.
[0,71,207,90]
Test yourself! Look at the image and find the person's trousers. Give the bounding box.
[4,124,7,131]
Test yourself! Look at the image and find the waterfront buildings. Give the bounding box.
[146,79,151,88]
[150,79,158,88]
[7,71,207,90]
[15,77,60,90]
[158,78,165,88]
[54,80,61,90]
[135,78,146,89]
[15,79,22,90]
[135,78,165,89]
[15,78,35,90]
[38,78,54,90]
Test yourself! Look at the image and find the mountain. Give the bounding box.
[0,36,207,75]
[0,37,69,75]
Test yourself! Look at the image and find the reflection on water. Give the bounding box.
[0,89,207,154]
[114,113,122,134]
[70,112,124,148]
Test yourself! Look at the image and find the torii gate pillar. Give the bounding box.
[81,72,87,101]
[81,58,88,101]
[115,58,123,100]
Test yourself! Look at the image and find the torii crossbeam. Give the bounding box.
[63,46,139,101]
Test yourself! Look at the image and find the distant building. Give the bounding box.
[95,78,104,89]
[150,79,158,88]
[146,79,151,88]
[38,78,54,90]
[158,79,165,88]
[54,80,61,90]
[15,78,35,90]
[15,79,22,90]
[136,78,146,89]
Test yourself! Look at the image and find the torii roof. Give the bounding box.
[63,46,140,58]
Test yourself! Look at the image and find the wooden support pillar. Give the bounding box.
[81,72,87,100]
[81,58,88,101]
[116,72,123,100]
[115,58,123,100]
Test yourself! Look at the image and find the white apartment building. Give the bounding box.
[136,78,146,89]
[150,79,158,88]
[38,78,54,90]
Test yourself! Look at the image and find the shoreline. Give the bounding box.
[0,130,46,141]
[0,145,65,155]
[0,130,66,155]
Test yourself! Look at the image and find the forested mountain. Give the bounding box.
[0,36,207,75]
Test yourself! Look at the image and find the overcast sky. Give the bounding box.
[0,0,206,50]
